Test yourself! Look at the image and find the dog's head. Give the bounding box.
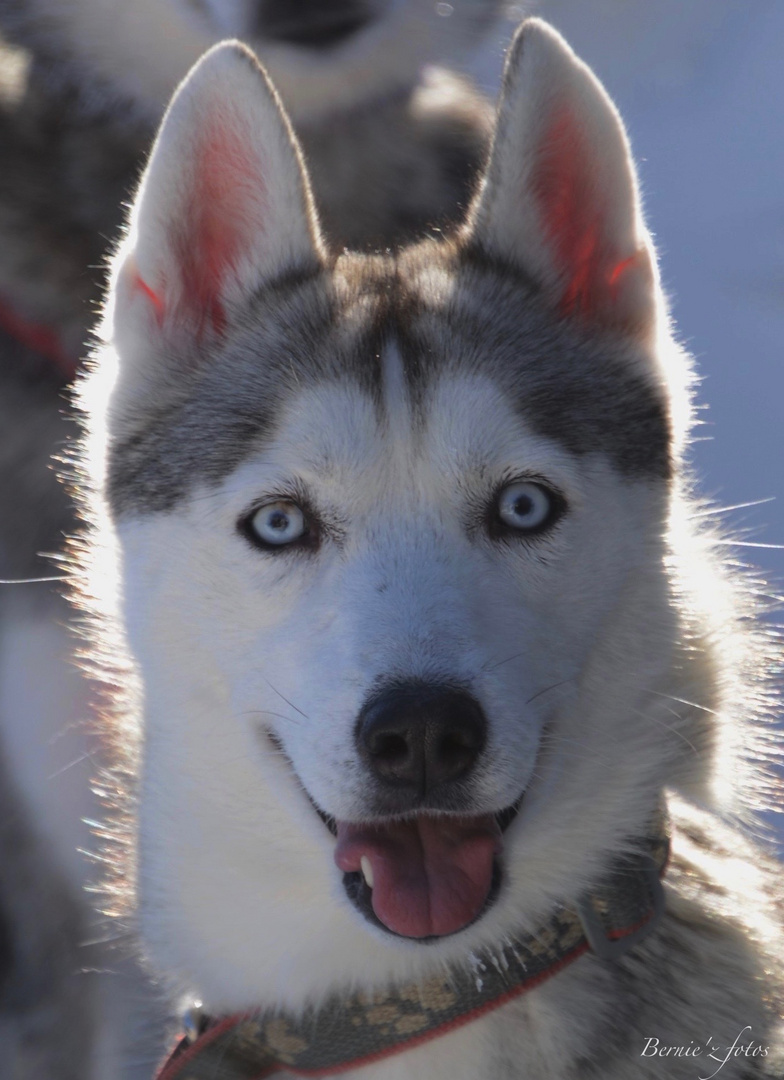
[87,22,697,1008]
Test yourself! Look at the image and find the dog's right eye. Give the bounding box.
[489,480,566,540]
[242,500,310,550]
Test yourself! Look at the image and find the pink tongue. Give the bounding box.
[335,814,501,939]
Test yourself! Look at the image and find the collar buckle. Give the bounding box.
[575,850,666,961]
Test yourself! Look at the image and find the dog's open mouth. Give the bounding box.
[331,802,521,940]
[267,730,521,940]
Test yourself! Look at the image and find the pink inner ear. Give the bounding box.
[531,105,629,322]
[138,115,266,338]
[131,272,165,323]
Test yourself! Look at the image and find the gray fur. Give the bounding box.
[107,247,670,518]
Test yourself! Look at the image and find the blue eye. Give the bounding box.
[495,482,560,534]
[248,501,307,547]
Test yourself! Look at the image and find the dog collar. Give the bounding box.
[156,829,668,1080]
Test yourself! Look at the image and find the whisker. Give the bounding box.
[482,650,527,673]
[643,688,716,715]
[0,574,66,584]
[241,709,300,727]
[47,751,95,781]
[262,677,310,720]
[692,497,775,517]
[525,678,574,706]
[712,540,784,550]
[628,705,698,754]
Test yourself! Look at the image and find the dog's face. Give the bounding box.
[91,23,690,1007]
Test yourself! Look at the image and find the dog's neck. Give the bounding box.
[155,828,668,1079]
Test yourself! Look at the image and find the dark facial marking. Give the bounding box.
[106,247,671,520]
[106,265,383,517]
[396,248,672,480]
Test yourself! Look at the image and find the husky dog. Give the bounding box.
[75,15,784,1080]
[0,3,501,1077]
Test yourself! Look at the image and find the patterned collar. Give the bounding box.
[156,829,668,1079]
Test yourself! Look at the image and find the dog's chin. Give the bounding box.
[319,799,523,943]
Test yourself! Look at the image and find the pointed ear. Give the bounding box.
[109,40,323,396]
[466,19,656,338]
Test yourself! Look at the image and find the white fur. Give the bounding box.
[115,364,680,1013]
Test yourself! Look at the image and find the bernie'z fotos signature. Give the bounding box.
[641,1027,770,1078]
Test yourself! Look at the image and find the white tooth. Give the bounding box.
[360,856,374,889]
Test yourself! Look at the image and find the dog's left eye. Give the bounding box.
[494,481,562,535]
[244,500,308,549]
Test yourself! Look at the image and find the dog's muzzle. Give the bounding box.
[254,0,375,48]
[332,683,517,940]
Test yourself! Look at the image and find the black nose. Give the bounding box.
[357,684,487,800]
[255,0,374,48]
